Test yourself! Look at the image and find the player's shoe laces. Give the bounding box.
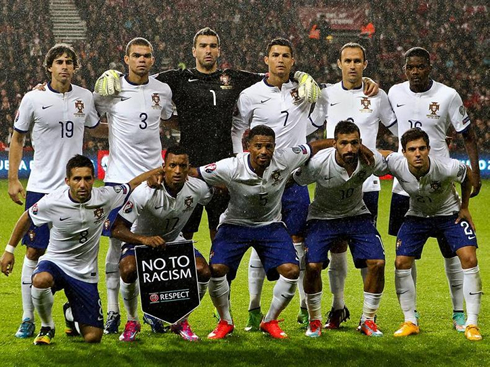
[359,319,383,337]
[143,313,169,333]
[452,312,466,333]
[324,306,350,329]
[63,302,80,337]
[208,320,234,339]
[104,311,121,334]
[297,308,309,329]
[244,308,263,332]
[464,324,482,341]
[260,319,288,339]
[119,320,141,342]
[33,326,55,345]
[393,321,419,337]
[305,320,322,338]
[15,318,35,338]
[171,320,199,341]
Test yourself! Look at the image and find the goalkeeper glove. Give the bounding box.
[295,71,320,104]
[94,70,122,96]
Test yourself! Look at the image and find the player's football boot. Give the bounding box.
[324,306,350,329]
[359,319,383,337]
[119,320,141,342]
[297,308,309,329]
[171,319,199,341]
[15,318,35,338]
[305,319,322,338]
[104,311,121,334]
[63,302,80,336]
[260,319,288,339]
[464,324,482,341]
[33,326,55,345]
[452,311,466,333]
[208,320,234,339]
[143,313,169,333]
[244,308,263,331]
[393,321,419,337]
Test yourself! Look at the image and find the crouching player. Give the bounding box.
[383,128,482,341]
[1,155,161,344]
[294,120,387,337]
[111,146,213,342]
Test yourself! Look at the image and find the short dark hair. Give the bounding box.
[66,154,94,178]
[404,47,431,65]
[266,38,294,57]
[248,125,276,142]
[44,43,78,76]
[193,27,220,47]
[126,37,153,56]
[334,120,360,140]
[163,145,188,162]
[339,42,366,62]
[401,128,430,151]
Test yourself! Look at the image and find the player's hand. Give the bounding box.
[8,179,25,205]
[94,70,122,96]
[147,173,164,189]
[33,82,47,91]
[470,171,482,198]
[1,252,15,276]
[359,144,374,166]
[456,208,476,232]
[295,71,320,104]
[362,77,379,97]
[141,236,166,248]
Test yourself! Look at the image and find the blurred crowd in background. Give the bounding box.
[0,0,488,154]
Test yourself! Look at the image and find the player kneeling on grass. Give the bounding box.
[0,155,161,345]
[381,128,483,341]
[294,120,387,338]
[111,146,213,342]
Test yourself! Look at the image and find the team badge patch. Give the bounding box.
[183,196,194,212]
[290,88,301,103]
[429,181,442,193]
[151,93,161,109]
[123,201,134,213]
[459,105,466,116]
[360,97,372,113]
[427,102,440,119]
[220,73,232,89]
[104,219,111,231]
[270,169,283,186]
[74,99,85,117]
[28,230,36,242]
[396,238,402,250]
[113,185,128,194]
[32,203,38,215]
[292,145,308,155]
[94,207,104,219]
[149,293,159,303]
[204,163,217,173]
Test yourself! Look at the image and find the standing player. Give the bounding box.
[382,128,482,341]
[308,42,396,329]
[7,44,102,338]
[294,121,387,338]
[388,47,481,331]
[111,146,214,342]
[93,37,173,334]
[1,155,162,344]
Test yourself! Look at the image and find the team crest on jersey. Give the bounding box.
[429,181,442,193]
[183,196,194,212]
[290,88,301,103]
[220,73,232,89]
[151,93,161,109]
[113,185,128,194]
[94,207,104,220]
[28,230,36,242]
[123,201,134,213]
[427,102,440,119]
[360,97,372,113]
[270,169,283,186]
[74,99,85,117]
[204,163,217,173]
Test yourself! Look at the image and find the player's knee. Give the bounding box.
[82,329,103,343]
[197,260,211,282]
[32,272,54,288]
[305,263,323,278]
[278,263,299,280]
[26,246,45,261]
[457,248,478,269]
[394,256,412,270]
[119,257,137,283]
[367,259,385,274]
[210,264,228,278]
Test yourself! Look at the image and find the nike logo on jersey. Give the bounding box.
[120,97,131,101]
[261,98,271,103]
[60,217,70,221]
[397,104,405,107]
[468,236,476,239]
[330,103,339,106]
[188,78,199,82]
[42,105,53,109]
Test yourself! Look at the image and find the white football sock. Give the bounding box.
[248,249,265,311]
[294,242,307,309]
[105,238,122,314]
[209,276,232,324]
[120,280,139,321]
[21,256,37,320]
[264,275,297,322]
[411,261,418,309]
[329,251,347,310]
[362,292,382,321]
[395,268,417,324]
[463,266,482,326]
[444,256,464,312]
[198,281,209,301]
[306,291,323,321]
[31,286,54,328]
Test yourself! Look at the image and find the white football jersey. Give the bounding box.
[389,80,470,195]
[118,179,213,241]
[294,148,388,220]
[386,153,466,217]
[94,76,173,183]
[231,79,318,153]
[199,144,312,227]
[14,83,99,193]
[311,82,396,192]
[29,184,131,283]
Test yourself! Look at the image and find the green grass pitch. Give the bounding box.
[0,179,488,366]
